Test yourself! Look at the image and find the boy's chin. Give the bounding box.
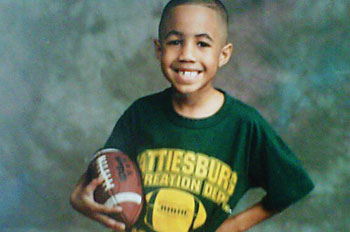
[170,84,212,97]
[170,84,197,95]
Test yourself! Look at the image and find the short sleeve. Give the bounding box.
[249,113,314,211]
[103,105,136,158]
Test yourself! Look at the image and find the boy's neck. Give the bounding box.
[171,87,224,119]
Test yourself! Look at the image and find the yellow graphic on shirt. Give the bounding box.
[145,188,206,232]
[137,148,238,231]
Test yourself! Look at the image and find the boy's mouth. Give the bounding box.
[175,69,202,81]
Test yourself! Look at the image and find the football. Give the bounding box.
[88,148,143,230]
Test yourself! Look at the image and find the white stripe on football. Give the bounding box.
[105,192,143,207]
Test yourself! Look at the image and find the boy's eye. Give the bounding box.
[167,40,182,45]
[198,41,210,47]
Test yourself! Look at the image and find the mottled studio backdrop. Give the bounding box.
[0,0,349,231]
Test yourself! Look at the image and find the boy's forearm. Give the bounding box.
[216,201,278,232]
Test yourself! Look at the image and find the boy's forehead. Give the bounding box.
[162,5,226,42]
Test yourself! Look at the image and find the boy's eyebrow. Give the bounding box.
[165,30,214,42]
[165,30,183,39]
[195,33,214,42]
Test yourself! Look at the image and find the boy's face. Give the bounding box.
[155,4,232,96]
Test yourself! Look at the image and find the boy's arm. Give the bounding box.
[70,173,126,231]
[215,201,278,232]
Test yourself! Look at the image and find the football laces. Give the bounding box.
[96,155,115,191]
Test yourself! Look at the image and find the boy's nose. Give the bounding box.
[178,43,196,62]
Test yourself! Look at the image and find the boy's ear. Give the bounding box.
[219,43,233,68]
[154,39,162,60]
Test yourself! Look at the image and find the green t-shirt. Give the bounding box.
[104,88,314,232]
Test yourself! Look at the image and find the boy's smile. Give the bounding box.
[155,4,232,97]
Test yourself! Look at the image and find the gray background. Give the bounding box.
[0,0,349,231]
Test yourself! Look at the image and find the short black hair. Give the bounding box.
[158,0,229,42]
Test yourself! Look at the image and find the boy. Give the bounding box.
[70,0,314,231]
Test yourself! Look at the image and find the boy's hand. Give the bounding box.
[215,202,278,232]
[70,173,126,231]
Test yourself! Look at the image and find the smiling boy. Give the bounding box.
[70,1,314,231]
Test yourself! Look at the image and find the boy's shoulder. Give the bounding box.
[123,88,169,116]
[130,88,169,110]
[135,89,168,104]
[222,90,266,124]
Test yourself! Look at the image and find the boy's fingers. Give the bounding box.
[92,213,126,231]
[85,177,104,193]
[91,203,123,215]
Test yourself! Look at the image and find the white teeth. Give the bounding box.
[178,71,199,80]
[190,72,196,79]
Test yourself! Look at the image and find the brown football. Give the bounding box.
[89,148,143,230]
